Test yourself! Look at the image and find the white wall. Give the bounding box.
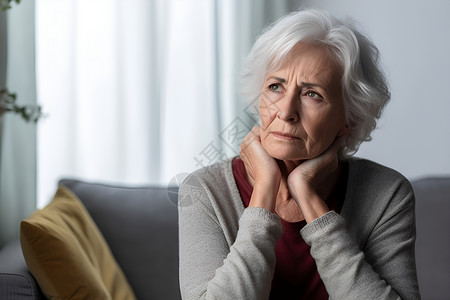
[303,0,450,180]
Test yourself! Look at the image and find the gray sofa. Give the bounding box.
[0,179,181,300]
[0,176,449,299]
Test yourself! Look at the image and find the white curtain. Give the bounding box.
[36,0,299,207]
[0,0,37,246]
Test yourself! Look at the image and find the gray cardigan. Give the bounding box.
[178,157,420,299]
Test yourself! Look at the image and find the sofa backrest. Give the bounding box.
[59,175,450,300]
[411,176,450,299]
[60,179,181,300]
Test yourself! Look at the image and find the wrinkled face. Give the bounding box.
[259,43,347,161]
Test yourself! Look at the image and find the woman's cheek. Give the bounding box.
[259,113,270,129]
[259,94,278,130]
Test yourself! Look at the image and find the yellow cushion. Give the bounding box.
[20,186,136,300]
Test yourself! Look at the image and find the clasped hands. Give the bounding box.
[240,126,345,223]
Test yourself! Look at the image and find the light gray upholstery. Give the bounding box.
[1,176,449,299]
[0,241,44,299]
[0,179,181,300]
[59,179,181,300]
[412,176,450,299]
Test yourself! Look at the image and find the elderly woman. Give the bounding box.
[178,9,420,300]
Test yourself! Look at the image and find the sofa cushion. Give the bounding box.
[20,186,136,299]
[0,240,45,299]
[59,179,181,300]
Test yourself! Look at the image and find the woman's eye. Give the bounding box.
[269,84,283,92]
[304,91,323,100]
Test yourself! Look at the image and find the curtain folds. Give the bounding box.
[36,0,300,207]
[0,1,37,247]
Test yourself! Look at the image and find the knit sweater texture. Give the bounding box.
[178,157,420,299]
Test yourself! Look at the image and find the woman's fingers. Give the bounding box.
[286,135,346,222]
[240,126,261,154]
[240,126,280,186]
[288,135,345,190]
[240,126,281,212]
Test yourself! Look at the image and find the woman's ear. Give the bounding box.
[337,126,351,138]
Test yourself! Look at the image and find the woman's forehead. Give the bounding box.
[267,44,341,87]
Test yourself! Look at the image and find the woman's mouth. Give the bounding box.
[270,131,300,140]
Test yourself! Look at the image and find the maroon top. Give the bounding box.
[232,157,347,299]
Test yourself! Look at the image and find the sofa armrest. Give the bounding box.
[412,176,450,299]
[0,240,45,300]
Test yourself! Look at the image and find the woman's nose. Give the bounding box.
[277,91,299,123]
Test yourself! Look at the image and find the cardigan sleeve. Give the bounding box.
[300,182,420,300]
[178,173,283,300]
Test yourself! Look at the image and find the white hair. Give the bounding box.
[240,9,390,156]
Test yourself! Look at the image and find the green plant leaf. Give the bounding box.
[0,88,44,123]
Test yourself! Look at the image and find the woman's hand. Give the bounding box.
[240,126,281,212]
[287,136,345,222]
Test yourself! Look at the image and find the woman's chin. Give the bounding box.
[265,147,308,162]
